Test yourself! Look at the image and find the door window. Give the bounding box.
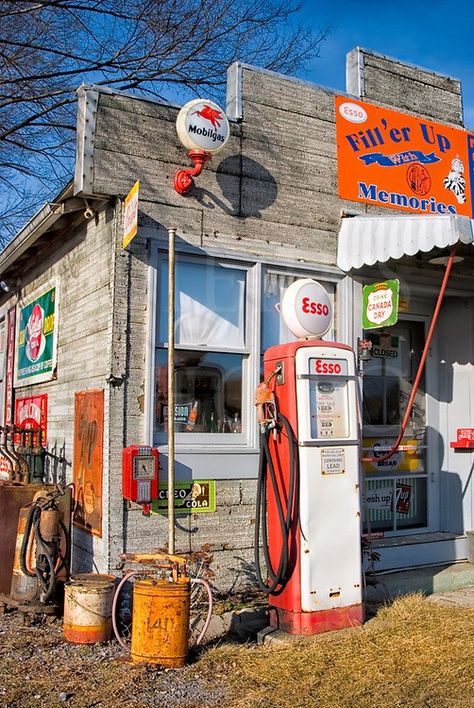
[362,322,428,534]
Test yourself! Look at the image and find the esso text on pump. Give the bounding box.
[314,359,342,374]
[281,278,333,339]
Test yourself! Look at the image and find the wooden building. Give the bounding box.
[1,48,473,590]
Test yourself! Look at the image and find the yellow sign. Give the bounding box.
[363,438,423,474]
[122,180,139,248]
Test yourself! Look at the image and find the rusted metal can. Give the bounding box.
[130,578,190,667]
[10,505,38,602]
[63,574,116,644]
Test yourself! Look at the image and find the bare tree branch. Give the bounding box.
[0,0,330,237]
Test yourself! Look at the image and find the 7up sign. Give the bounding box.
[362,279,399,330]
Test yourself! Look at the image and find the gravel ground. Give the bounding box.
[0,611,227,708]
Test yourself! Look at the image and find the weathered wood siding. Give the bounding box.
[72,50,467,587]
[347,48,463,126]
[6,204,117,572]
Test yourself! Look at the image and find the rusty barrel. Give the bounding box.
[63,573,116,644]
[10,505,38,602]
[130,578,190,667]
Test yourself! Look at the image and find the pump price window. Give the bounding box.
[309,358,350,439]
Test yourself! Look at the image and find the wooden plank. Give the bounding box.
[242,67,336,119]
[201,209,338,266]
[242,99,336,158]
[241,138,337,193]
[95,103,241,168]
[363,54,463,125]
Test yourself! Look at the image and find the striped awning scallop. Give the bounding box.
[337,214,474,272]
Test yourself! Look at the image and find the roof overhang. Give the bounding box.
[337,214,474,272]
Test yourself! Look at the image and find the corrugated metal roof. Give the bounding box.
[337,214,474,271]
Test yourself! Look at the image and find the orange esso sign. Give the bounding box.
[281,279,333,339]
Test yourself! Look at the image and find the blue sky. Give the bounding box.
[299,0,474,128]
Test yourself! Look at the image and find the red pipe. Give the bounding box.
[174,150,212,195]
[361,245,458,463]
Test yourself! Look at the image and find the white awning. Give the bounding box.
[337,214,474,272]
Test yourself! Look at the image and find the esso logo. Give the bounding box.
[281,279,333,339]
[302,298,330,317]
[314,359,342,374]
[338,101,367,124]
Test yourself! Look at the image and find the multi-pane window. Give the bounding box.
[153,255,337,448]
[154,256,248,442]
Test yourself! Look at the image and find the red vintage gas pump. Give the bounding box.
[255,279,364,635]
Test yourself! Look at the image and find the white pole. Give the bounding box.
[167,227,176,554]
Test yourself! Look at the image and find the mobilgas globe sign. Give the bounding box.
[281,279,333,339]
[176,99,230,153]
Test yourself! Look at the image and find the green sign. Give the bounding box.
[151,480,216,514]
[15,285,58,385]
[362,279,399,330]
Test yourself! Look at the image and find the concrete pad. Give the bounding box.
[426,586,474,608]
[365,561,474,601]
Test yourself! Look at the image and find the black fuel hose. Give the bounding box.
[254,412,298,595]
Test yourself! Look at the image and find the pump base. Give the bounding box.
[269,603,364,636]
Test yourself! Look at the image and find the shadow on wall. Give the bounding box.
[428,425,465,535]
[192,155,278,218]
[45,440,70,485]
[71,527,95,573]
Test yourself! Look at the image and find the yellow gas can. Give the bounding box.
[130,577,190,667]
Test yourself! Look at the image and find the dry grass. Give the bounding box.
[0,593,473,707]
[194,594,474,708]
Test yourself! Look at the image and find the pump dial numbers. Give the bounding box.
[133,455,155,480]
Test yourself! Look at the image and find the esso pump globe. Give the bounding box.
[280,278,333,339]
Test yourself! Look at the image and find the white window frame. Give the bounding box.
[144,240,344,457]
[148,247,259,452]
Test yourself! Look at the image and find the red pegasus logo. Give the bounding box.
[192,105,222,129]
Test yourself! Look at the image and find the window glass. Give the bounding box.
[159,259,246,348]
[262,270,335,351]
[362,327,425,428]
[363,477,427,533]
[155,350,243,436]
[262,272,297,351]
[362,321,428,534]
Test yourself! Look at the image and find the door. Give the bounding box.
[361,320,434,535]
